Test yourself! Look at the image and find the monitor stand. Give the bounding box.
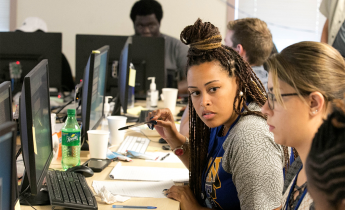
[112,94,138,123]
[19,172,50,206]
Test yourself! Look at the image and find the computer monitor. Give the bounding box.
[117,37,132,115]
[75,35,165,98]
[0,32,62,94]
[81,46,109,150]
[0,81,13,123]
[19,59,53,205]
[0,121,19,210]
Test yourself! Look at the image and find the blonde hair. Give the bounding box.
[267,41,345,109]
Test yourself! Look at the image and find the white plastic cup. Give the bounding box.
[87,130,110,159]
[107,116,127,145]
[161,88,178,114]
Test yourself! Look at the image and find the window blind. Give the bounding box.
[0,0,10,31]
[234,0,325,51]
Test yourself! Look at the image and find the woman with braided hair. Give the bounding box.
[149,19,284,209]
[305,99,345,210]
[261,41,345,209]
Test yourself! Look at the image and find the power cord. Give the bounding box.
[18,185,37,210]
[55,99,74,115]
[16,147,22,159]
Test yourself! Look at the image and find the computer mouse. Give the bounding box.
[66,165,94,177]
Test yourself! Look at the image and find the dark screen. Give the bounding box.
[0,89,10,124]
[89,50,108,130]
[118,39,131,114]
[0,32,62,92]
[0,131,13,210]
[29,66,52,183]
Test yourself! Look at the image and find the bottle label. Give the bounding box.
[62,132,80,146]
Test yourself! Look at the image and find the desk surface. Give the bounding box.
[20,102,186,210]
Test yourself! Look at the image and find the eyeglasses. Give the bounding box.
[267,92,298,110]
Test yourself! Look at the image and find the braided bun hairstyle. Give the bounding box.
[180,18,267,203]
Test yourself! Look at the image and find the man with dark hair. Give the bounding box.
[225,18,273,90]
[130,0,188,93]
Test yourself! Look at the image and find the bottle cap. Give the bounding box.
[67,109,76,115]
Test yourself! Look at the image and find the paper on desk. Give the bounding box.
[145,152,182,163]
[109,162,189,182]
[93,180,175,198]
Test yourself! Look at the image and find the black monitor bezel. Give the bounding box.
[19,59,53,196]
[118,37,132,114]
[0,81,13,122]
[81,45,109,150]
[0,121,18,210]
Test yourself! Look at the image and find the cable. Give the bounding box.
[23,197,37,210]
[16,147,22,159]
[55,99,74,115]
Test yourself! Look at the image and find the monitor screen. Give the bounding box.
[75,35,165,98]
[118,37,132,114]
[0,122,18,210]
[0,32,62,93]
[81,46,109,150]
[89,50,108,130]
[19,59,53,200]
[30,65,52,183]
[0,81,12,123]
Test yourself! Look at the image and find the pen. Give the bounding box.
[112,205,157,209]
[160,153,170,161]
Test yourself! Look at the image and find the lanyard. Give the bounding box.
[284,166,308,210]
[201,114,241,200]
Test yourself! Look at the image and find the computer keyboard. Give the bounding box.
[116,136,150,154]
[46,170,98,209]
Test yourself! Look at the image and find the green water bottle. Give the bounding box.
[61,109,81,170]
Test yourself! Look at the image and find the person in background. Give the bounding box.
[225,18,273,91]
[149,19,283,210]
[261,41,345,209]
[320,0,345,57]
[16,17,75,92]
[130,0,188,93]
[305,99,345,210]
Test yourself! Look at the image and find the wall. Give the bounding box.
[16,0,228,77]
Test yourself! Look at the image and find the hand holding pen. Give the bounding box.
[147,109,185,150]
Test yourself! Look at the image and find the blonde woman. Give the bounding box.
[261,41,345,210]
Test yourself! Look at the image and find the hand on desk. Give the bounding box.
[166,185,207,210]
[148,108,185,150]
